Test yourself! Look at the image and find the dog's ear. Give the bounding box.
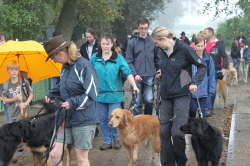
[123,110,133,126]
[8,122,24,138]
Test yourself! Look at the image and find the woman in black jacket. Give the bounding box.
[152,26,206,166]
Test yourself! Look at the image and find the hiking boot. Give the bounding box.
[100,143,112,150]
[206,110,214,117]
[112,140,121,150]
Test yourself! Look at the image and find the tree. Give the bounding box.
[0,0,167,41]
[203,0,250,18]
[111,0,167,42]
[217,16,250,49]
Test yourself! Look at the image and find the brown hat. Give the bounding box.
[43,36,71,61]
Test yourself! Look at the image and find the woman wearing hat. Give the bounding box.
[44,36,98,166]
[151,26,206,166]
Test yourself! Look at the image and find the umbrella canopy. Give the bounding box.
[0,40,62,83]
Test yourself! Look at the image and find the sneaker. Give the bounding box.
[112,140,121,150]
[100,143,112,150]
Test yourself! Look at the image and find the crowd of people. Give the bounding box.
[230,33,250,83]
[0,17,247,166]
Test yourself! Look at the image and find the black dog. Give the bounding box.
[180,118,223,166]
[0,121,28,166]
[0,101,65,166]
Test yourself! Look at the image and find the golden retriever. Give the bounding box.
[109,108,161,166]
[225,63,238,86]
[216,79,228,108]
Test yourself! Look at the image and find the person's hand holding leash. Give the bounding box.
[44,96,51,103]
[135,75,143,81]
[61,101,70,110]
[189,84,197,93]
[132,85,140,94]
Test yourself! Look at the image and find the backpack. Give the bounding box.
[2,78,31,99]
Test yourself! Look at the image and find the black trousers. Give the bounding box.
[159,95,191,166]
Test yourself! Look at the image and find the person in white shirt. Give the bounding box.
[80,28,99,60]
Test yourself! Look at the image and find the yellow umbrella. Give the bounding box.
[0,40,62,83]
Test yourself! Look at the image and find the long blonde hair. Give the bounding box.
[62,42,81,64]
[151,26,175,40]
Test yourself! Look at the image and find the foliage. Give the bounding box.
[216,16,250,49]
[0,0,166,42]
[72,0,124,41]
[203,0,250,18]
[0,0,57,41]
[111,0,166,41]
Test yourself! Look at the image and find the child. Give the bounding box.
[190,36,216,118]
[1,61,33,123]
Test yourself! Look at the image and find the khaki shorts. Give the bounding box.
[56,125,96,150]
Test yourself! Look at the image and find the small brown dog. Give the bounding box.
[109,108,161,166]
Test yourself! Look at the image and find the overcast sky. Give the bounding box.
[152,0,239,37]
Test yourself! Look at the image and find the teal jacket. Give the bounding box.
[90,52,131,103]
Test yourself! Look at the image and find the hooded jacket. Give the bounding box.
[48,57,98,127]
[192,51,216,98]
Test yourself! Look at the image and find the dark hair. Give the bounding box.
[205,27,214,35]
[137,17,150,26]
[99,34,116,53]
[191,34,196,43]
[131,27,138,31]
[181,31,186,36]
[85,28,95,36]
[52,31,61,37]
[194,35,205,45]
[241,39,247,45]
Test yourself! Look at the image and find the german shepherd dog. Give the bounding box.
[23,102,71,166]
[180,118,223,166]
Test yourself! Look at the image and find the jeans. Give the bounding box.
[243,61,249,83]
[208,93,216,111]
[3,104,12,124]
[232,58,240,71]
[134,76,154,115]
[159,96,190,166]
[190,97,208,118]
[97,102,120,144]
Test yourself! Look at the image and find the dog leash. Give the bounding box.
[54,108,68,166]
[195,90,204,119]
[154,78,161,117]
[42,99,67,166]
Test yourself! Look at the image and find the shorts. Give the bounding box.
[56,125,96,150]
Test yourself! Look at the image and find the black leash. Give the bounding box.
[128,92,137,114]
[41,98,67,166]
[54,108,67,166]
[154,78,161,117]
[196,96,204,119]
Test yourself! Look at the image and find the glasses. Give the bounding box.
[138,27,149,31]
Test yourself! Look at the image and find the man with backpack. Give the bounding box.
[126,18,159,115]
